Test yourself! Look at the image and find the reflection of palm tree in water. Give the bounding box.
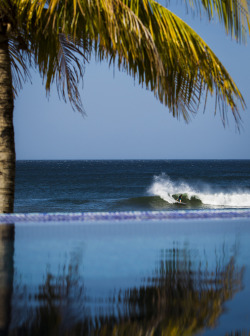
[122,250,243,335]
[0,224,14,336]
[9,245,244,336]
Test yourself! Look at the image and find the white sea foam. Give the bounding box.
[148,174,250,207]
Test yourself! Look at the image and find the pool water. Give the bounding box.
[1,218,250,335]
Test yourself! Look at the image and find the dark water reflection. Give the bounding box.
[0,224,14,336]
[1,220,250,335]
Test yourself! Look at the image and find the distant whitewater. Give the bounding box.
[148,174,250,208]
[14,160,250,213]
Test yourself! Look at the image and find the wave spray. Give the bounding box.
[148,174,250,207]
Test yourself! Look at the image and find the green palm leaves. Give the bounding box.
[180,0,250,42]
[5,0,250,124]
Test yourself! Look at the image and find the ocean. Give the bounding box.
[14,159,250,213]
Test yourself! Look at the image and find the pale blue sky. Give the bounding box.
[14,3,250,160]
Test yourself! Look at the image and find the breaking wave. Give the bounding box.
[148,174,250,208]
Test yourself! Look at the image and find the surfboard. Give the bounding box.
[175,201,186,205]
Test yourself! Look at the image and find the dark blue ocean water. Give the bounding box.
[14,160,250,213]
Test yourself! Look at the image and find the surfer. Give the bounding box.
[177,194,182,203]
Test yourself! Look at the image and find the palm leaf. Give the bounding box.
[124,0,245,124]
[170,0,250,42]
[56,34,87,114]
[13,0,166,114]
[27,23,90,114]
[8,39,31,99]
[9,0,248,126]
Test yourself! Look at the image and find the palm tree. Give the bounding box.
[0,0,249,213]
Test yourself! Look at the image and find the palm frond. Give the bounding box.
[8,39,31,99]
[125,0,245,125]
[10,0,247,127]
[28,28,89,114]
[12,0,165,115]
[168,0,250,42]
[0,0,12,20]
[56,34,87,114]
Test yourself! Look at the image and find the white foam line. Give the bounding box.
[0,210,250,224]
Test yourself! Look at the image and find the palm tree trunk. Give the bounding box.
[0,32,15,213]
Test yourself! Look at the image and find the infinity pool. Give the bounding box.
[1,215,250,335]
